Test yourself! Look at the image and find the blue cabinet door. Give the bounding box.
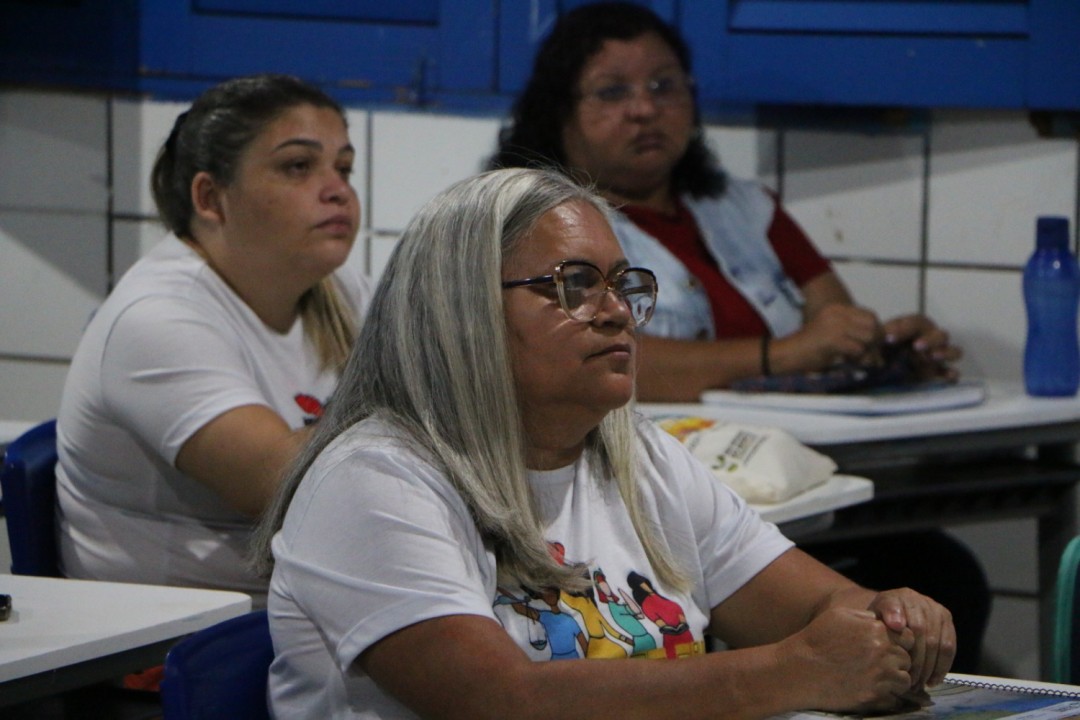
[1027,0,1080,110]
[3,0,1077,111]
[0,0,139,90]
[0,0,496,106]
[497,0,680,97]
[138,0,496,104]
[495,0,1080,113]
[683,0,1077,111]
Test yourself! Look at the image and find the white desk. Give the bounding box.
[0,574,252,707]
[641,382,1080,677]
[750,474,873,536]
[643,382,1080,448]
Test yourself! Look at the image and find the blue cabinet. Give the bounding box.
[682,0,1080,112]
[0,0,496,106]
[137,0,496,104]
[497,0,679,97]
[1,0,1078,112]
[498,0,1080,113]
[1026,0,1080,110]
[0,0,139,91]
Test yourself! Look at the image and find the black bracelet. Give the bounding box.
[760,335,772,376]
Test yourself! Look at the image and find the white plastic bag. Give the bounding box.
[657,417,836,504]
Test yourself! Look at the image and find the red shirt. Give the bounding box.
[621,196,830,339]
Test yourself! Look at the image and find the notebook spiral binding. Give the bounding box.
[946,675,1080,699]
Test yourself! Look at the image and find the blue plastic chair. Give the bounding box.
[161,609,274,720]
[0,419,60,576]
[1053,535,1080,684]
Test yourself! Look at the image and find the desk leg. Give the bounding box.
[1037,444,1079,680]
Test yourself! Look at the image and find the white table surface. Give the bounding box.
[751,474,872,526]
[0,574,252,684]
[640,382,1080,446]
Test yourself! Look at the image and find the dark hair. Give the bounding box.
[486,1,725,198]
[627,569,655,605]
[151,73,346,239]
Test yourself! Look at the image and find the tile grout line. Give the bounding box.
[918,119,931,316]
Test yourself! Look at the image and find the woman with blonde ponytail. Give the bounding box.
[56,74,372,605]
[254,168,955,720]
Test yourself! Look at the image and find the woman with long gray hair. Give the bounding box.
[253,167,954,719]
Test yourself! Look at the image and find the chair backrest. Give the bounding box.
[1053,534,1080,684]
[161,609,274,720]
[0,419,60,576]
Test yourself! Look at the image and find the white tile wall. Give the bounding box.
[2,87,1079,683]
[784,129,925,262]
[344,108,371,234]
[367,232,402,284]
[0,209,107,358]
[928,111,1078,267]
[0,358,69,422]
[0,90,108,212]
[112,218,169,280]
[830,261,923,318]
[111,97,188,216]
[369,111,501,231]
[926,267,1026,385]
[703,124,776,186]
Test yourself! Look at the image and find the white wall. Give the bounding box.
[2,86,1078,679]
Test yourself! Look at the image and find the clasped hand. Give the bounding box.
[800,305,961,380]
[870,587,957,693]
[791,586,955,714]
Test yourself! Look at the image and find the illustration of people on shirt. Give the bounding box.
[562,582,632,659]
[592,568,656,656]
[627,570,694,659]
[493,588,548,653]
[542,542,625,658]
[497,586,586,660]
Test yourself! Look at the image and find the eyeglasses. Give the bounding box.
[502,260,658,328]
[578,74,695,109]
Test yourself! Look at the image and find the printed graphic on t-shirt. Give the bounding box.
[492,541,705,661]
[293,393,325,425]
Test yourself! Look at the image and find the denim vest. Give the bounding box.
[610,178,805,340]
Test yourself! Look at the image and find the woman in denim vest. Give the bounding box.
[487,2,961,403]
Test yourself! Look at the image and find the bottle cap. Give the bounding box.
[1037,216,1070,250]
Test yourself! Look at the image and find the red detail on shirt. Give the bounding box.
[621,196,830,338]
[294,393,324,418]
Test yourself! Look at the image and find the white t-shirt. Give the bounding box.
[56,236,372,602]
[267,415,792,719]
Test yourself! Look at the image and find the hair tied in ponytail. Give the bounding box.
[165,110,190,153]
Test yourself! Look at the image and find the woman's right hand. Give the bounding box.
[780,606,915,714]
[786,303,884,371]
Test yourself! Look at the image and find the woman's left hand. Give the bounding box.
[867,587,956,691]
[882,314,962,380]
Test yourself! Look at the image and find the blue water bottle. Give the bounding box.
[1024,216,1080,397]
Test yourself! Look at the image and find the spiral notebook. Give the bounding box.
[772,673,1080,720]
[702,381,988,416]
